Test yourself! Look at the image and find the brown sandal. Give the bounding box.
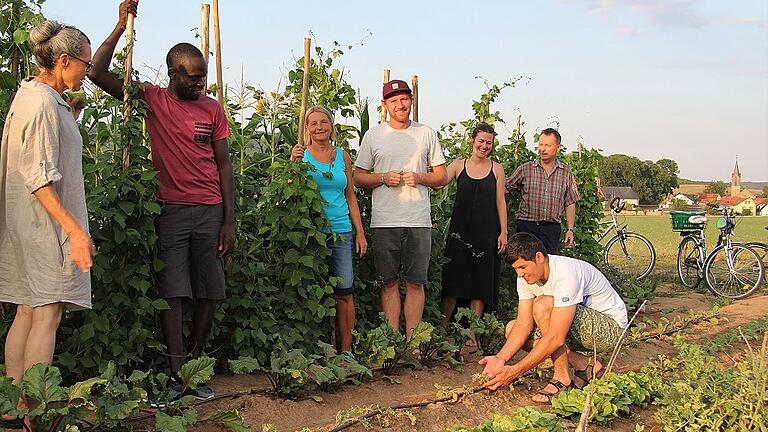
[532,379,572,404]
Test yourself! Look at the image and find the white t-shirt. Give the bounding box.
[516,255,629,328]
[355,121,446,228]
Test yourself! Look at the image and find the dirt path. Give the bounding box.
[192,290,768,432]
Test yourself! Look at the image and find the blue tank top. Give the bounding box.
[304,147,353,233]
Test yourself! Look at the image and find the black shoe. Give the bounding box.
[188,383,215,401]
[167,375,185,401]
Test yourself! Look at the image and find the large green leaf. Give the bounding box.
[21,363,67,404]
[178,356,215,388]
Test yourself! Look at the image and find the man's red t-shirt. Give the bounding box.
[143,85,231,205]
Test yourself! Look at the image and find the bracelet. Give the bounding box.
[381,173,388,187]
[567,228,574,232]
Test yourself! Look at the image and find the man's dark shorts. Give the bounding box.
[516,219,562,255]
[371,227,431,285]
[155,203,226,300]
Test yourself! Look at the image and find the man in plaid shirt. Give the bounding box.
[506,128,579,254]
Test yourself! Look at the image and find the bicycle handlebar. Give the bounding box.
[610,197,625,213]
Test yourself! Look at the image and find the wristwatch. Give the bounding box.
[567,228,574,232]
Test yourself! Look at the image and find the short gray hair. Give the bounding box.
[29,20,90,70]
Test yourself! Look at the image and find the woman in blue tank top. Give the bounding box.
[290,106,367,360]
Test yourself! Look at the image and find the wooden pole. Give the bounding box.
[121,11,136,169]
[297,37,312,149]
[380,69,390,124]
[411,75,419,123]
[201,4,210,86]
[213,0,224,105]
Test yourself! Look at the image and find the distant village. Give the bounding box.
[600,160,768,216]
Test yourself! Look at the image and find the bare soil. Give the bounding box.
[190,287,768,432]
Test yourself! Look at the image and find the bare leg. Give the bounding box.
[189,299,218,359]
[530,296,572,402]
[335,294,355,352]
[380,281,401,331]
[160,297,185,374]
[4,305,33,383]
[469,299,484,317]
[22,303,64,370]
[440,296,456,328]
[403,281,425,340]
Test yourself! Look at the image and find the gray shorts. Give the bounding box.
[155,203,226,300]
[371,227,431,285]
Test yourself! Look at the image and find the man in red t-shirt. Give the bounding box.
[90,0,235,401]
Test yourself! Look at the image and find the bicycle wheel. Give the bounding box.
[738,242,767,289]
[677,235,702,288]
[704,244,765,299]
[604,232,656,281]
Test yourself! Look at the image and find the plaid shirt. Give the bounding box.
[506,159,580,223]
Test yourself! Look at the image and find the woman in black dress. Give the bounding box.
[441,123,508,329]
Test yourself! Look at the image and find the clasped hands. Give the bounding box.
[383,171,420,187]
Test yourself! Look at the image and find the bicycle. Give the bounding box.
[674,207,765,299]
[597,198,656,281]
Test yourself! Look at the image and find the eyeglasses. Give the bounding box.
[68,55,93,73]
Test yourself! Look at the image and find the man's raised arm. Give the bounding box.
[89,0,140,100]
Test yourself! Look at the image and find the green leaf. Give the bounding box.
[21,363,68,404]
[0,71,15,90]
[118,201,136,215]
[155,412,190,432]
[68,377,108,404]
[178,356,215,388]
[144,202,162,214]
[13,29,29,45]
[229,357,260,374]
[152,298,171,311]
[207,409,251,432]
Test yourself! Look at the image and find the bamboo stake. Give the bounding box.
[212,0,224,105]
[514,115,521,160]
[121,11,136,169]
[411,75,419,123]
[380,69,390,124]
[297,37,312,149]
[201,4,210,85]
[575,300,647,432]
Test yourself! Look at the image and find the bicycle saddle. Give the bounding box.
[688,215,707,224]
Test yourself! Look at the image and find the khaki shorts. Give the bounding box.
[531,304,623,353]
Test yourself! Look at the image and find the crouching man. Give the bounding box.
[479,232,628,403]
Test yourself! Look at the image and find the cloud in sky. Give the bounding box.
[719,17,768,28]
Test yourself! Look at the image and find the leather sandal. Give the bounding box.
[0,417,24,430]
[532,379,572,404]
[573,360,604,389]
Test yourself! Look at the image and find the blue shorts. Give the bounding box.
[328,232,354,295]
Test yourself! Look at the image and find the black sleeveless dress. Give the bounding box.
[442,161,501,310]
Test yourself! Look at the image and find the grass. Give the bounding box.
[599,214,768,276]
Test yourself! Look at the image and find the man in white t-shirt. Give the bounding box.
[354,79,448,339]
[480,232,628,403]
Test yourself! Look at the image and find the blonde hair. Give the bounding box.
[303,106,337,145]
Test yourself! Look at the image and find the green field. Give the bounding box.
[599,214,768,276]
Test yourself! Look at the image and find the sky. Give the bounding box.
[42,0,768,182]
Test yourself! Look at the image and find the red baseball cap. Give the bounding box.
[382,79,412,100]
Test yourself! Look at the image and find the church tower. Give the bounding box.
[731,157,741,197]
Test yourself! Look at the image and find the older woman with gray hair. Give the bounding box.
[0,19,93,427]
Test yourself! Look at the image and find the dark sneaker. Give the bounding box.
[149,376,185,408]
[167,376,185,401]
[189,383,215,401]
